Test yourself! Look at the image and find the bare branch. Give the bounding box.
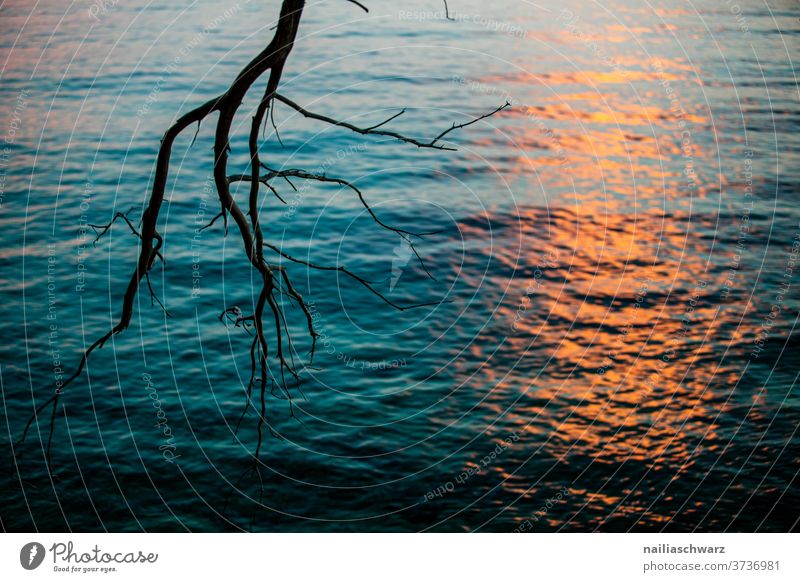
[144,272,171,317]
[364,109,405,131]
[274,93,509,150]
[345,0,369,12]
[262,242,446,312]
[443,0,455,21]
[199,211,225,232]
[252,168,438,237]
[431,101,511,143]
[20,0,496,483]
[89,209,165,263]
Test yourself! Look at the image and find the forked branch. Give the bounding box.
[16,0,508,480]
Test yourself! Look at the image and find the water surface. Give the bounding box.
[1,0,798,531]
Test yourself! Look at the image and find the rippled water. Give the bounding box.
[1,0,798,531]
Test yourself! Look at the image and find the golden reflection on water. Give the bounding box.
[477,59,725,215]
[453,42,762,525]
[454,201,751,526]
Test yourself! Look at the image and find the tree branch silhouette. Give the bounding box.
[16,0,507,475]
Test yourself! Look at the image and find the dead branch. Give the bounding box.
[274,93,509,150]
[17,0,506,480]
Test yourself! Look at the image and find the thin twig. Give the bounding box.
[274,93,509,150]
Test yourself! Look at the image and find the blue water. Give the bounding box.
[1,0,799,531]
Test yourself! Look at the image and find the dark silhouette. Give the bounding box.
[17,0,508,470]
